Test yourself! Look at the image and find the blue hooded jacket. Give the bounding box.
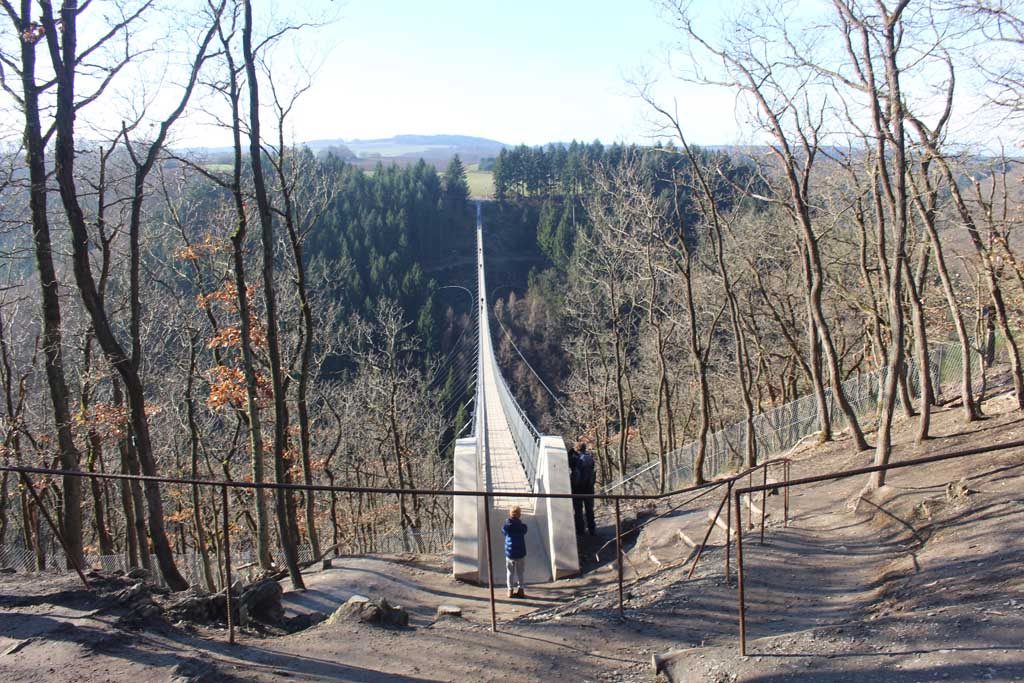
[502,516,528,559]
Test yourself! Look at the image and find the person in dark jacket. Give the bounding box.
[568,445,585,535]
[576,443,597,535]
[502,505,528,598]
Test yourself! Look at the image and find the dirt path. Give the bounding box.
[655,393,1024,681]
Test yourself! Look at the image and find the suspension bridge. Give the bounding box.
[452,202,580,585]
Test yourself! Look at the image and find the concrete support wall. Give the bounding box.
[452,437,480,582]
[453,433,580,584]
[533,436,581,579]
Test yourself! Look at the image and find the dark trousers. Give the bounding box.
[574,494,595,535]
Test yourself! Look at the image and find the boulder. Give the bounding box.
[237,578,284,626]
[169,660,218,683]
[164,578,285,628]
[436,605,462,618]
[165,590,226,624]
[328,595,409,628]
[285,611,328,633]
[126,568,149,580]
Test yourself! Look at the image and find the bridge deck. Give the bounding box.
[480,351,535,514]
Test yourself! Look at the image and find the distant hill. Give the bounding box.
[300,134,508,169]
[360,134,506,148]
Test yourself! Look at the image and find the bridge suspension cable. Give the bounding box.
[491,311,566,412]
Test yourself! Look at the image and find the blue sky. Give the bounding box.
[246,0,740,147]
[140,0,1017,152]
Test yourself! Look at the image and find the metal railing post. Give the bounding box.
[615,498,624,619]
[784,460,790,527]
[222,484,234,645]
[759,461,768,545]
[724,480,732,582]
[747,469,753,529]
[734,488,747,656]
[482,492,497,632]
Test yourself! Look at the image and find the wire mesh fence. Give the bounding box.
[0,545,37,574]
[605,337,1008,496]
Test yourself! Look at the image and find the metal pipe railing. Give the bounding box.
[5,435,1018,650]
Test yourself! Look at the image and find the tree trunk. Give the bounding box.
[241,0,304,589]
[869,6,911,490]
[38,2,186,589]
[185,338,216,591]
[908,152,979,421]
[216,18,274,571]
[279,153,321,560]
[15,6,84,570]
[914,132,1022,411]
[905,244,932,442]
[113,379,149,570]
[802,250,833,442]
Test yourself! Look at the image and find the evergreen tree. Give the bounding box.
[443,154,470,205]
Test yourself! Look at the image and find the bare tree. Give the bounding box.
[660,0,871,452]
[239,0,303,589]
[33,0,230,588]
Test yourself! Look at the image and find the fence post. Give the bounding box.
[221,484,234,645]
[482,492,497,632]
[615,498,624,620]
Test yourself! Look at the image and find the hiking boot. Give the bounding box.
[516,587,525,598]
[507,589,514,598]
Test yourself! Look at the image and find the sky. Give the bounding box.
[25,0,1013,153]
[193,0,742,148]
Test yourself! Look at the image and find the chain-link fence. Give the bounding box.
[605,338,1008,495]
[0,545,38,574]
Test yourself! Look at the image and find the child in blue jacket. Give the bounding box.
[502,505,528,598]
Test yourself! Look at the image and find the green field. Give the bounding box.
[466,165,494,199]
[347,142,448,157]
